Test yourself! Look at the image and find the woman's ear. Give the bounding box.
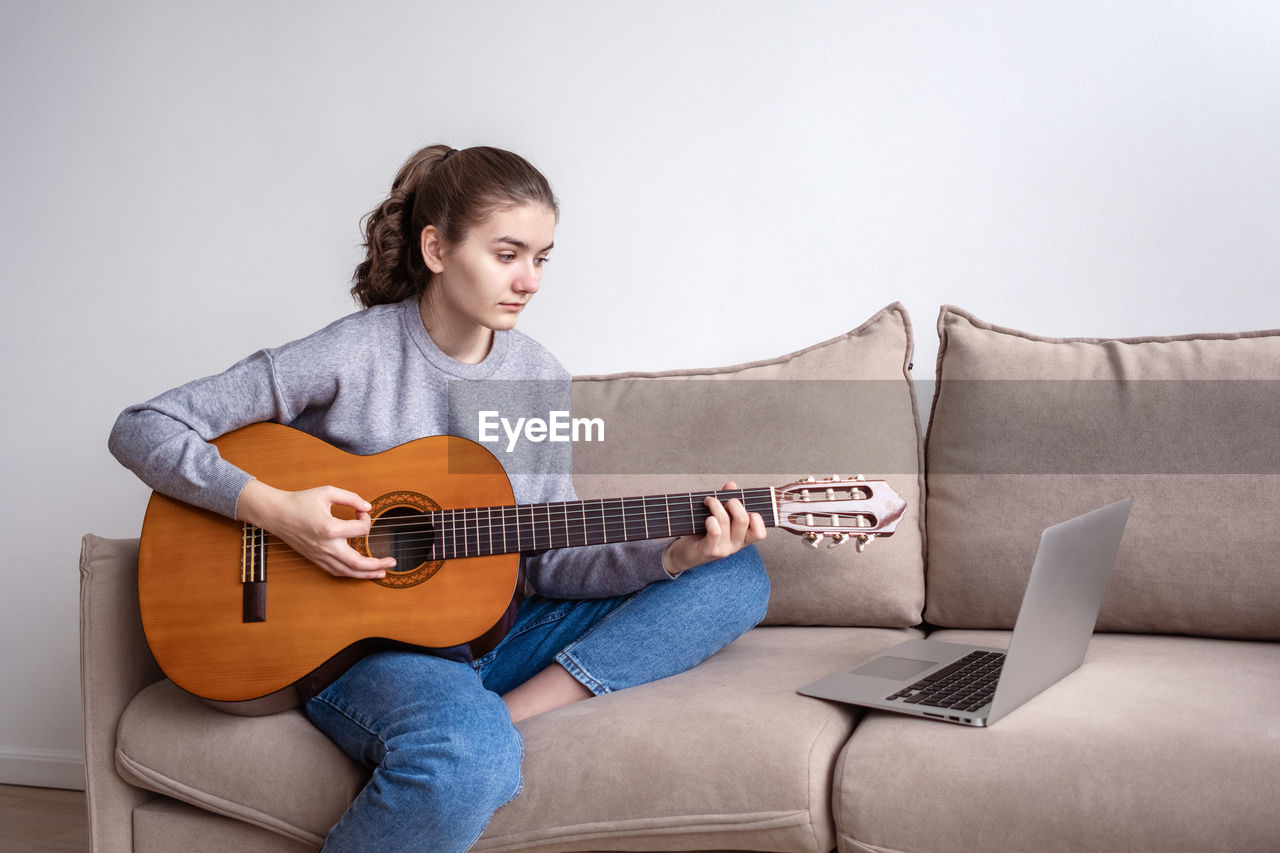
[420,225,446,274]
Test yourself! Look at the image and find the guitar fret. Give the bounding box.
[467,507,475,557]
[446,509,455,560]
[624,494,640,540]
[603,498,624,544]
[438,509,446,560]
[452,508,462,559]
[429,510,440,560]
[467,508,475,558]
[437,510,447,560]
[518,506,533,552]
[554,501,572,549]
[585,498,603,545]
[455,507,465,560]
[457,510,464,559]
[645,495,668,539]
[441,508,449,560]
[469,507,477,556]
[447,509,457,559]
[456,508,465,559]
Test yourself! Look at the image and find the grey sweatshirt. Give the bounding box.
[109,296,672,601]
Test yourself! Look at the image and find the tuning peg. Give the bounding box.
[803,532,824,548]
[827,533,849,549]
[854,533,876,553]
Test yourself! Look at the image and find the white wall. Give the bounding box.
[2,0,1277,788]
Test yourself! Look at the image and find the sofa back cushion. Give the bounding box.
[924,305,1280,639]
[572,303,925,628]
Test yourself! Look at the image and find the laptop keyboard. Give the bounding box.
[885,650,1005,713]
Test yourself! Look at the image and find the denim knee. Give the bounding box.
[699,543,771,629]
[381,693,524,815]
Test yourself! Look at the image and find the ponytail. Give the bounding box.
[351,144,558,309]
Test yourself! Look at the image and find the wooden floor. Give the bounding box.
[0,785,88,852]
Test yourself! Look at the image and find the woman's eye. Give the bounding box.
[535,256,550,267]
[496,253,515,263]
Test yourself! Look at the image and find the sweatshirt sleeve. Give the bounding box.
[107,349,293,520]
[515,460,678,598]
[524,538,676,599]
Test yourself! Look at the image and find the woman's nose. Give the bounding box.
[514,263,541,293]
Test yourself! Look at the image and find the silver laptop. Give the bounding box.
[799,498,1131,727]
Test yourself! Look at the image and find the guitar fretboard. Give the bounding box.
[424,487,777,560]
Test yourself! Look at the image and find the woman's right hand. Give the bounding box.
[236,479,396,579]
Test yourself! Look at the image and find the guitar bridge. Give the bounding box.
[242,523,267,623]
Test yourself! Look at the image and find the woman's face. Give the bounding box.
[421,202,557,337]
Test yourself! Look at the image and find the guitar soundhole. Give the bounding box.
[362,491,443,589]
[369,507,436,568]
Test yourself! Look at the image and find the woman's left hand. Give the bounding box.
[662,481,767,576]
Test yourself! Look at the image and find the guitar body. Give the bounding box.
[138,423,519,711]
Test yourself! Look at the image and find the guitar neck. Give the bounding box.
[425,487,778,560]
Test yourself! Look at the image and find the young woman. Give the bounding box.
[109,144,771,852]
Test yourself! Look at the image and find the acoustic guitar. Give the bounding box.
[138,422,907,714]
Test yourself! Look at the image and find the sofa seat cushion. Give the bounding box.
[117,625,921,852]
[116,683,362,847]
[833,630,1280,853]
[133,798,315,852]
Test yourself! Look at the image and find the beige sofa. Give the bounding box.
[81,304,1280,851]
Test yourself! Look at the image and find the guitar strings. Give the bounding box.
[355,489,776,529]
[307,489,777,534]
[253,493,777,551]
[238,489,782,572]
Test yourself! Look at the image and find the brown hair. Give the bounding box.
[351,145,559,309]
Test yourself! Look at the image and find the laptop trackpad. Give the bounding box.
[851,656,937,680]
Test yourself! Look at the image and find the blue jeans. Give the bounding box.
[304,545,769,852]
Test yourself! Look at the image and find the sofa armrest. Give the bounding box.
[80,534,165,852]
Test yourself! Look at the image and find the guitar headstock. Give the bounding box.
[774,476,906,552]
